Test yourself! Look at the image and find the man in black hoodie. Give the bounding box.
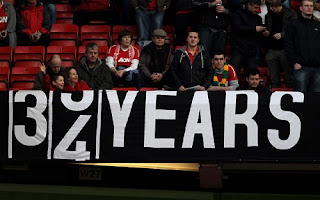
[284,0,320,92]
[170,31,213,91]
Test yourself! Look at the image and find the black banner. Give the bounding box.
[2,90,320,162]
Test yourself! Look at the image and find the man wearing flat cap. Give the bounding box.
[138,28,174,89]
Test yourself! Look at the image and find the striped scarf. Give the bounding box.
[212,62,229,86]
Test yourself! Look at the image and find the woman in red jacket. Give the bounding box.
[63,67,90,91]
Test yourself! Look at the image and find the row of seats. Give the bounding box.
[49,24,175,47]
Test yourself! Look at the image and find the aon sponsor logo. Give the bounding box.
[0,16,8,23]
[118,57,131,62]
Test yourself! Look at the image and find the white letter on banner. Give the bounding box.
[182,91,215,148]
[106,90,138,147]
[144,91,176,148]
[54,91,94,161]
[224,91,258,148]
[268,92,304,150]
[14,91,47,146]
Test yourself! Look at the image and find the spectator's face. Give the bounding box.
[27,0,37,6]
[53,76,64,90]
[120,35,132,47]
[68,69,79,84]
[213,55,226,70]
[50,59,62,74]
[247,3,260,14]
[300,1,314,16]
[152,36,165,47]
[269,4,282,13]
[86,48,99,63]
[187,32,200,48]
[247,74,260,88]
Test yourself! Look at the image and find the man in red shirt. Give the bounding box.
[16,0,51,46]
[106,29,140,87]
[207,51,239,91]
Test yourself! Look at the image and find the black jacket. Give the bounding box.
[138,42,174,78]
[284,16,320,67]
[192,0,230,30]
[264,7,297,50]
[75,56,113,90]
[175,0,193,11]
[231,7,262,55]
[170,45,213,89]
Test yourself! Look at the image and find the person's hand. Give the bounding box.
[0,30,7,39]
[200,86,206,91]
[178,86,186,92]
[294,63,302,70]
[34,31,42,43]
[262,30,270,37]
[29,33,36,42]
[273,33,282,40]
[163,5,167,11]
[216,5,225,13]
[40,62,46,74]
[118,69,126,78]
[256,26,266,32]
[211,0,222,6]
[151,73,163,83]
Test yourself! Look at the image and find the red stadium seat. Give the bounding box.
[112,87,138,91]
[0,46,12,68]
[271,87,294,92]
[3,0,14,5]
[257,66,269,84]
[112,25,138,45]
[50,24,79,46]
[80,25,111,47]
[46,46,77,67]
[175,46,184,51]
[77,46,108,61]
[10,66,40,90]
[0,67,10,90]
[14,46,45,66]
[139,87,159,91]
[55,4,75,24]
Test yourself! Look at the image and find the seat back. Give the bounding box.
[0,46,12,68]
[14,46,45,66]
[46,46,77,67]
[55,4,75,24]
[80,25,111,47]
[50,24,79,46]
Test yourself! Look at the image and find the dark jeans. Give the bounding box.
[198,25,226,57]
[231,49,256,77]
[112,66,139,87]
[18,33,50,46]
[135,8,165,47]
[265,49,293,88]
[293,66,320,92]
